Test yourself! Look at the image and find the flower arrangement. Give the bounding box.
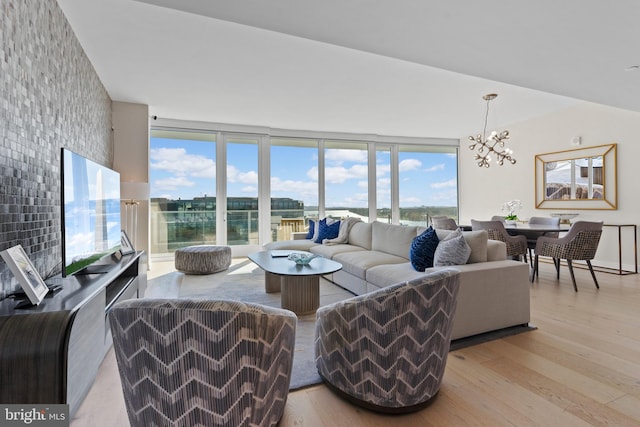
[501,199,522,221]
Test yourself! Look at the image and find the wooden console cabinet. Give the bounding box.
[0,251,145,416]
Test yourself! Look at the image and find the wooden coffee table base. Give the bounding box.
[265,271,281,293]
[264,271,320,315]
[281,275,320,315]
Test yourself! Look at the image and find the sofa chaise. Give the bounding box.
[265,221,530,340]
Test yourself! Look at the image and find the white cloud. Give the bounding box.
[377,177,391,188]
[150,148,215,178]
[431,179,457,189]
[377,164,390,177]
[425,163,445,172]
[227,165,258,184]
[325,149,368,164]
[154,176,195,191]
[324,164,368,184]
[399,158,422,172]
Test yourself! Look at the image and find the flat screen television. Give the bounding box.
[61,148,122,276]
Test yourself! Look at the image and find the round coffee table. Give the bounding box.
[248,251,342,315]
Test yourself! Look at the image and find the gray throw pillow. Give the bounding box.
[434,229,471,266]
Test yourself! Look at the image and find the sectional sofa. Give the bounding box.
[265,221,530,340]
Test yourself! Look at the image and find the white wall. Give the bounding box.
[113,102,150,258]
[459,102,640,271]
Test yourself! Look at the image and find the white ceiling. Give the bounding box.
[57,0,640,139]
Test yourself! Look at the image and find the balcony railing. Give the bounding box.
[150,206,308,256]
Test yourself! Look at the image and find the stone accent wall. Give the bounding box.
[0,0,112,298]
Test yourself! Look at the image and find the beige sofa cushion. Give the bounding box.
[348,222,373,250]
[333,250,408,280]
[264,239,317,252]
[371,222,417,259]
[436,229,488,263]
[310,244,365,259]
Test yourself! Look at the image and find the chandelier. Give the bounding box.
[468,93,516,168]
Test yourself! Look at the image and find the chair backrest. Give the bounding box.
[108,299,297,427]
[491,215,506,223]
[548,220,603,260]
[471,219,527,257]
[315,269,460,411]
[431,217,458,230]
[528,216,560,226]
[471,219,508,242]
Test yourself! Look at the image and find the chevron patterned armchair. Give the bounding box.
[315,269,460,413]
[108,299,297,427]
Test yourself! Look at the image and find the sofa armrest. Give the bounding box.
[487,239,507,261]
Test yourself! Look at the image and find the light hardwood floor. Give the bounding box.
[71,260,640,427]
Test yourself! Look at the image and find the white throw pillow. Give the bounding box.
[434,229,472,266]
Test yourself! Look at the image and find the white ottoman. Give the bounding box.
[174,245,232,274]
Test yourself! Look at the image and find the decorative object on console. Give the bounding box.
[550,213,579,224]
[0,245,49,307]
[120,230,135,255]
[468,93,516,168]
[120,181,149,250]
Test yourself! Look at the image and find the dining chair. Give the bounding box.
[431,217,459,230]
[525,216,561,266]
[491,215,506,223]
[471,219,528,261]
[530,220,603,291]
[108,298,297,427]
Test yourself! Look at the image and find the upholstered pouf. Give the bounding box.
[175,245,232,274]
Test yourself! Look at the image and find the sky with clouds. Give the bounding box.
[149,137,458,208]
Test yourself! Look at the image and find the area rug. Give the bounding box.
[146,259,537,391]
[145,259,353,390]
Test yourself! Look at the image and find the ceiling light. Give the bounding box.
[468,94,516,168]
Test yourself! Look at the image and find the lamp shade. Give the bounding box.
[121,182,149,201]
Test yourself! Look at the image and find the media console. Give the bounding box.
[0,251,145,416]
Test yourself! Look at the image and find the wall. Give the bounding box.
[113,101,150,258]
[0,0,112,297]
[459,101,640,270]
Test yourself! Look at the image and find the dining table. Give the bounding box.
[504,223,571,237]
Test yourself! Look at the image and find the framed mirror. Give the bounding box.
[535,143,617,209]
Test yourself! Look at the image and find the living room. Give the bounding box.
[1,1,640,426]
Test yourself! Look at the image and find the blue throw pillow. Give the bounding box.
[315,219,341,243]
[409,226,440,271]
[305,219,315,240]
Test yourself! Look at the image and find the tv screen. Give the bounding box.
[61,148,122,276]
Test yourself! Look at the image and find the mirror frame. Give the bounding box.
[535,143,617,210]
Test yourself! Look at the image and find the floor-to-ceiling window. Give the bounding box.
[324,140,369,221]
[270,138,318,242]
[149,129,216,256]
[224,135,260,245]
[398,144,458,226]
[149,122,458,259]
[376,145,392,223]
